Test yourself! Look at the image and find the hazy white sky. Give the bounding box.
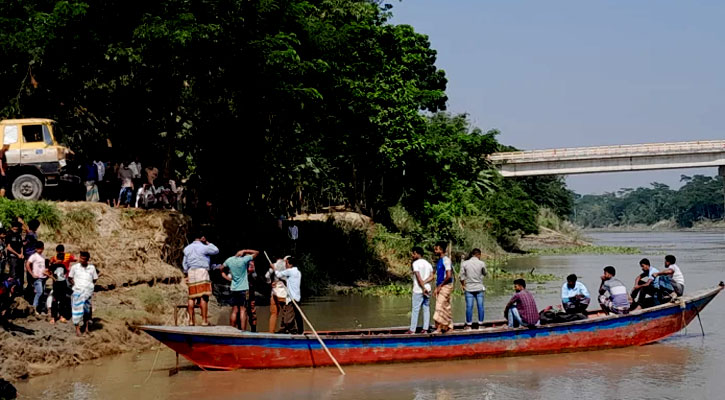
[390,0,725,194]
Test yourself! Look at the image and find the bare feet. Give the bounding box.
[49,318,55,325]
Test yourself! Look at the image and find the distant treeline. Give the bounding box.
[572,175,724,228]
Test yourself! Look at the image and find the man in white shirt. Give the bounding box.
[68,251,99,336]
[653,254,685,301]
[277,256,303,334]
[407,246,434,334]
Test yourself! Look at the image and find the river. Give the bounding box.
[15,232,725,399]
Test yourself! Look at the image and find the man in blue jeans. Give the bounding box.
[407,246,434,334]
[459,248,487,330]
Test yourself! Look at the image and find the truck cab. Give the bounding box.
[0,118,77,200]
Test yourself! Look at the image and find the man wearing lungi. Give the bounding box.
[433,241,454,334]
[183,234,219,326]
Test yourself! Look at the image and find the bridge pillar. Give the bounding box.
[720,166,725,221]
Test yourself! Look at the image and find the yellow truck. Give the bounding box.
[0,118,77,200]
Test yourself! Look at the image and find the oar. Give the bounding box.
[264,251,346,376]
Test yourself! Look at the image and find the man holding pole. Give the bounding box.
[275,256,303,334]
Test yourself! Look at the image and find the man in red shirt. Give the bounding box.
[504,279,540,328]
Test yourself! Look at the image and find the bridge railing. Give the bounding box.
[489,140,725,163]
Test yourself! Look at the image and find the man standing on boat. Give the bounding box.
[432,242,454,334]
[459,248,487,330]
[407,246,434,334]
[266,255,288,333]
[504,279,539,328]
[221,249,258,330]
[561,274,590,314]
[276,256,303,334]
[182,233,219,326]
[652,255,685,302]
[598,266,631,314]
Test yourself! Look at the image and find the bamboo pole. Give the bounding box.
[264,251,346,375]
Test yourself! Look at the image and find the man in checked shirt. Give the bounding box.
[504,279,540,328]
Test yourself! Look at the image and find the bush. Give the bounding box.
[0,198,62,230]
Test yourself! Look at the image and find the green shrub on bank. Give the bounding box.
[0,198,62,230]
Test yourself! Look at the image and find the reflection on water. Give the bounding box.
[16,232,725,399]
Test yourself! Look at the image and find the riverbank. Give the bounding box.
[0,203,194,382]
[581,218,725,232]
[0,204,633,382]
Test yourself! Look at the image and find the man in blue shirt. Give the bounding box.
[561,274,590,314]
[631,258,659,310]
[221,249,258,330]
[182,234,219,326]
[432,242,454,334]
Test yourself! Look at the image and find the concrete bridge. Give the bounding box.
[488,140,725,177]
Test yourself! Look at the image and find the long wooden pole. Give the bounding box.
[264,251,346,375]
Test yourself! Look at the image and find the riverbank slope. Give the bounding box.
[0,203,195,381]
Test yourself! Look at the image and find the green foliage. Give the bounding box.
[0,198,62,230]
[343,267,558,297]
[573,176,724,228]
[0,1,578,287]
[527,246,640,256]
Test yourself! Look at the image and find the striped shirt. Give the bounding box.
[602,278,629,308]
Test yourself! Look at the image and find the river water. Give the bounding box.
[16,232,725,399]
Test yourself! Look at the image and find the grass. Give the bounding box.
[0,198,62,230]
[338,266,559,297]
[526,245,640,255]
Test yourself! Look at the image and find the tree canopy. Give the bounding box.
[2,0,573,252]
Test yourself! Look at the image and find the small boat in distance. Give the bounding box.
[138,283,723,371]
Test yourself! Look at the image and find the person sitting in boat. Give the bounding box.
[561,274,590,314]
[275,256,303,334]
[598,266,631,315]
[630,258,659,310]
[504,279,539,328]
[652,255,685,303]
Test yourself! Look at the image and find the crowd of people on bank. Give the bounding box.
[77,157,184,210]
[0,217,98,336]
[181,234,686,335]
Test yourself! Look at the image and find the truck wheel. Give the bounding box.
[11,174,43,201]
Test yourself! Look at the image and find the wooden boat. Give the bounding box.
[138,283,723,370]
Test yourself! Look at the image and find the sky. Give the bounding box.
[390,0,725,194]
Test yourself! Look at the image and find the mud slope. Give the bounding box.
[1,203,196,381]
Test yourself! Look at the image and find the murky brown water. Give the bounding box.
[16,232,725,399]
